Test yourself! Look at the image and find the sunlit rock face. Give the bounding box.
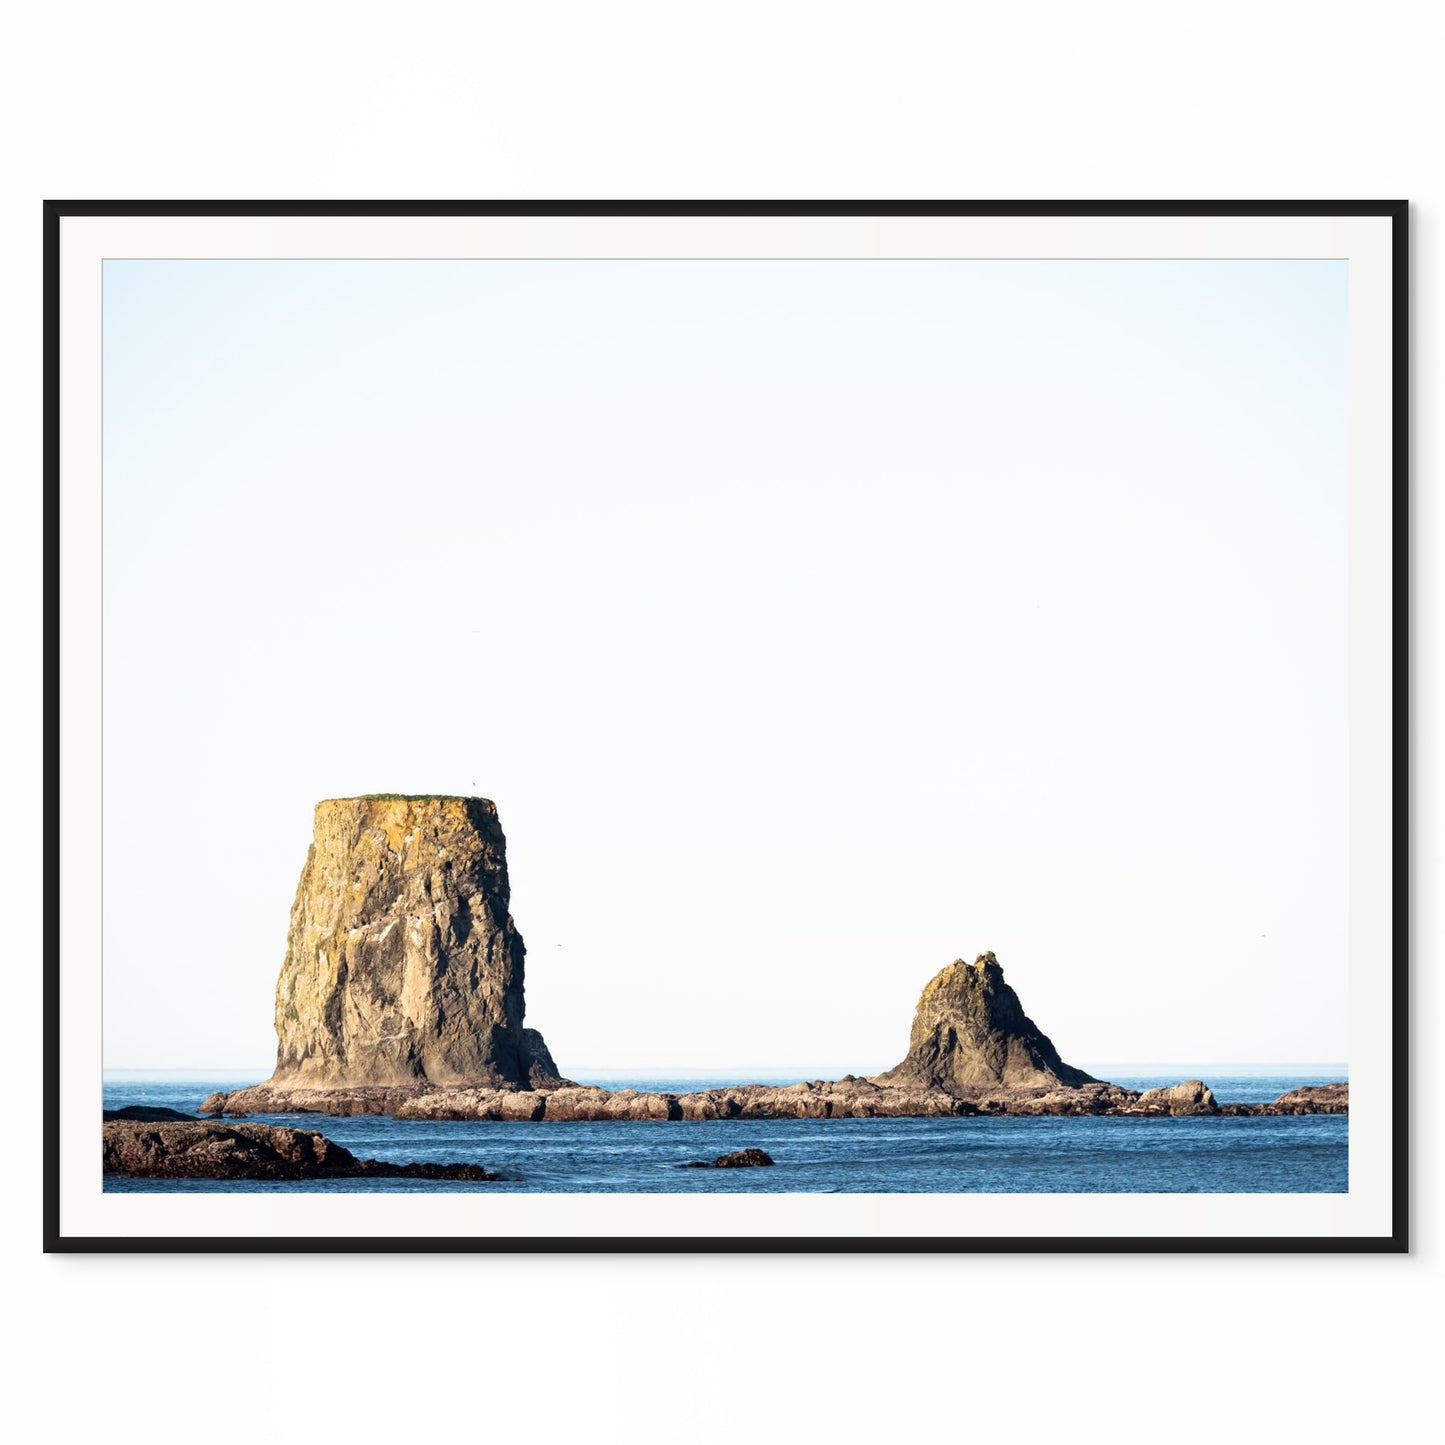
[268,795,561,1089]
[872,952,1097,1092]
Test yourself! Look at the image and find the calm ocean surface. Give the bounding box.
[102,1072,1347,1194]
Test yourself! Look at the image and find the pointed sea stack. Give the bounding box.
[873,952,1096,1091]
[266,795,561,1089]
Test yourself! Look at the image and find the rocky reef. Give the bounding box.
[266,795,560,1089]
[200,1073,1344,1121]
[103,1119,496,1181]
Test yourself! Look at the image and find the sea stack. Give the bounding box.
[267,795,561,1089]
[873,952,1096,1091]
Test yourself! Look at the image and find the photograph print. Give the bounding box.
[47,202,1405,1250]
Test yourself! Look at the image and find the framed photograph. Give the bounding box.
[46,201,1406,1252]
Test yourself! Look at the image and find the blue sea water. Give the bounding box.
[101,1072,1347,1194]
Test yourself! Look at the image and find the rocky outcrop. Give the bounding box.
[200,1083,434,1117]
[1220,1083,1351,1116]
[873,953,1096,1091]
[102,1119,496,1181]
[266,795,561,1089]
[966,1081,1142,1115]
[1264,1082,1350,1113]
[675,1078,979,1121]
[1128,1080,1220,1116]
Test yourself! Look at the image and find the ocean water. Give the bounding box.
[101,1073,1347,1194]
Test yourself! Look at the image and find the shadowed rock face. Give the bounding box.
[873,953,1096,1091]
[268,795,560,1089]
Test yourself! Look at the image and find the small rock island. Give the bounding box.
[195,794,1348,1125]
[102,1118,497,1182]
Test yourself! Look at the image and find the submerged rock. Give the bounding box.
[266,795,561,1090]
[873,953,1096,1091]
[102,1119,495,1182]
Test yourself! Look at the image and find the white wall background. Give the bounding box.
[2,3,1434,1442]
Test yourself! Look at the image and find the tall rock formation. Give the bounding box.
[874,952,1095,1092]
[267,795,561,1089]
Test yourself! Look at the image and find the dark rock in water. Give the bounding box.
[265,795,562,1090]
[102,1119,495,1182]
[103,1105,196,1122]
[873,953,1096,1091]
[682,1148,775,1168]
[361,1158,497,1181]
[712,1148,775,1167]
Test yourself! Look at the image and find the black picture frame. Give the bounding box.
[44,199,1409,1254]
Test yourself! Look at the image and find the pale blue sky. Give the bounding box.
[102,259,1348,1071]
